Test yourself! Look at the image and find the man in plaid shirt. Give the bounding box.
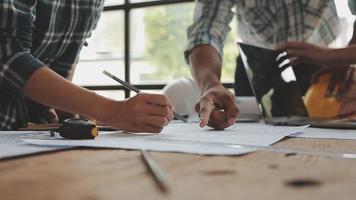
[0,0,174,131]
[186,0,348,130]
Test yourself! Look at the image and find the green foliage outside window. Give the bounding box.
[143,4,238,82]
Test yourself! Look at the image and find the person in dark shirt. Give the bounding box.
[279,0,356,116]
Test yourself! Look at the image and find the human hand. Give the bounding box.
[339,77,356,116]
[279,42,350,83]
[311,65,350,84]
[102,93,174,133]
[340,98,356,116]
[279,42,334,66]
[195,85,239,130]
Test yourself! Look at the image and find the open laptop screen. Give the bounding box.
[237,42,309,119]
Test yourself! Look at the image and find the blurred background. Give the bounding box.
[73,0,355,100]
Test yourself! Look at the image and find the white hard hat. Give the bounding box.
[162,77,200,118]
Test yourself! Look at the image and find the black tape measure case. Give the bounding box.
[59,118,98,139]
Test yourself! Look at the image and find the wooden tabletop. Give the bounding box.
[1,137,356,200]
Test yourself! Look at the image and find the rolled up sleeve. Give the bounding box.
[185,0,235,64]
[0,1,44,95]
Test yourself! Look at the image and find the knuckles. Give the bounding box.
[199,107,209,114]
[162,107,170,117]
[203,94,214,102]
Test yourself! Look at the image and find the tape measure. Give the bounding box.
[57,118,98,139]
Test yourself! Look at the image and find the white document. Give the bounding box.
[291,127,356,140]
[0,131,69,159]
[24,123,305,156]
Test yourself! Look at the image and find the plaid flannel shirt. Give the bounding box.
[0,0,104,130]
[185,0,344,62]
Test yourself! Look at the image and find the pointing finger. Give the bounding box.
[198,96,215,128]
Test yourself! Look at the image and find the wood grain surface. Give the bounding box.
[1,137,356,200]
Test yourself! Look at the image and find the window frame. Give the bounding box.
[83,0,234,98]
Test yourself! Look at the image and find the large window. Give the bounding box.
[73,0,237,99]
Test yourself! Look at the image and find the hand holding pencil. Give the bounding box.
[101,70,177,133]
[99,92,174,133]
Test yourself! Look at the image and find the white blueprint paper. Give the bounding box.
[0,131,69,159]
[23,123,305,156]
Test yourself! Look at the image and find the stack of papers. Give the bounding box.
[23,123,305,155]
[1,122,355,159]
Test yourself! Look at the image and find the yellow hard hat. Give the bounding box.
[304,74,341,118]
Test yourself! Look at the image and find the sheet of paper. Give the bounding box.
[291,127,356,140]
[0,131,69,159]
[23,123,305,156]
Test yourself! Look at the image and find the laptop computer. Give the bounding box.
[237,42,356,129]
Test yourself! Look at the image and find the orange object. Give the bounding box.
[304,74,341,118]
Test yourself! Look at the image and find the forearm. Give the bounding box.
[331,21,356,64]
[189,44,223,92]
[185,0,234,93]
[328,46,356,65]
[189,46,238,130]
[23,67,113,122]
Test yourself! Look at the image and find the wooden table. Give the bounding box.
[1,137,356,200]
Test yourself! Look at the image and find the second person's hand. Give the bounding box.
[278,41,334,66]
[195,84,239,130]
[278,41,351,83]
